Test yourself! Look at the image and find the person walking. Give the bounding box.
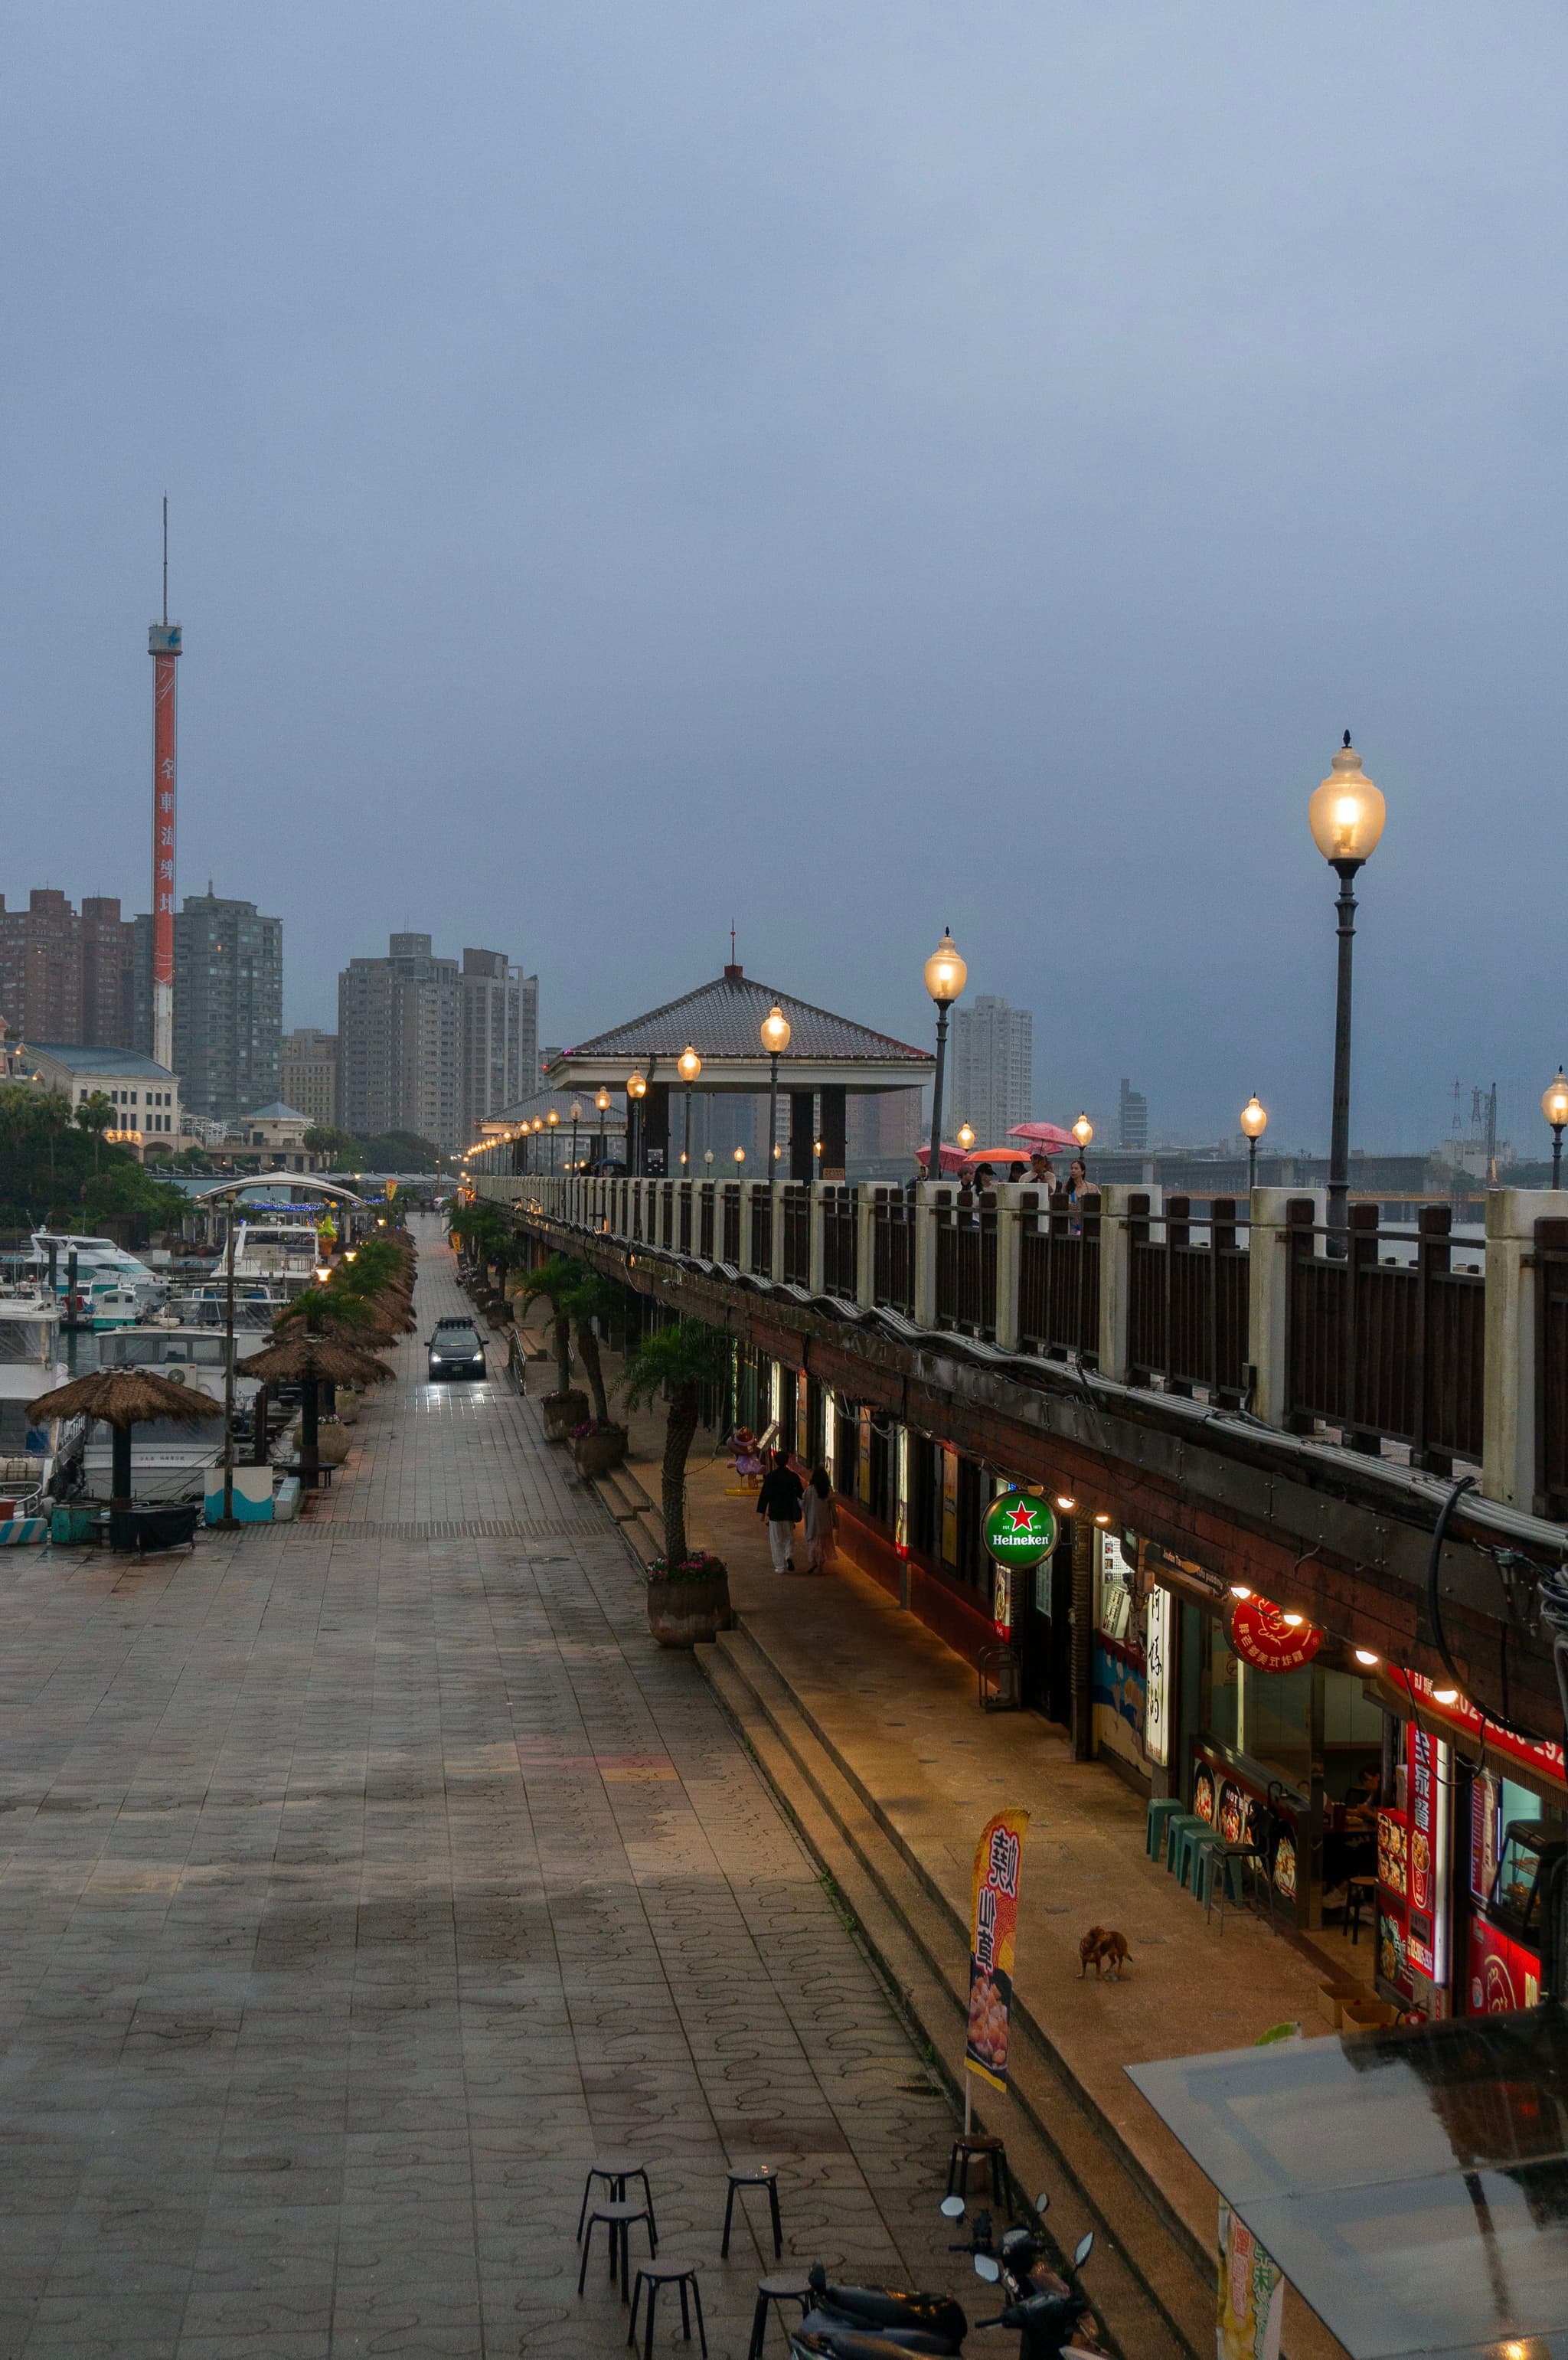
[1028,1150,1056,1191]
[756,1448,805,1572]
[802,1466,838,1573]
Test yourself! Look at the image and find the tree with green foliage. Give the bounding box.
[558,1267,628,1427]
[74,1091,113,1174]
[515,1254,583,1399]
[619,1318,731,1567]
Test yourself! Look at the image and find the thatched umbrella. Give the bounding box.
[28,1368,223,1512]
[235,1332,390,1488]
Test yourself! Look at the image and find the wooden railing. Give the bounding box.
[1285,1202,1484,1466]
[782,1185,812,1286]
[872,1188,914,1315]
[1129,1195,1249,1404]
[721,1183,742,1266]
[1018,1189,1101,1363]
[822,1185,857,1299]
[750,1190,773,1279]
[935,1190,997,1338]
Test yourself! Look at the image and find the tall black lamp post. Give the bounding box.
[595,1087,611,1169]
[1240,1094,1268,1191]
[1308,735,1386,1245]
[627,1070,648,1175]
[678,1046,701,1169]
[1544,1070,1568,1188]
[569,1100,582,1172]
[761,1004,791,1170]
[923,927,967,1185]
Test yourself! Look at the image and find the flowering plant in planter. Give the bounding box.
[647,1548,728,1586]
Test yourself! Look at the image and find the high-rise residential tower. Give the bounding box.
[134,893,283,1124]
[1118,1078,1148,1150]
[281,1028,340,1130]
[949,995,1032,1146]
[0,890,136,1048]
[457,950,538,1147]
[338,933,460,1149]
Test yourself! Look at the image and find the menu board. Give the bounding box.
[1377,1809,1408,1901]
[1404,1726,1449,1988]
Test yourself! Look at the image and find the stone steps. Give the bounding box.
[697,1618,1214,2360]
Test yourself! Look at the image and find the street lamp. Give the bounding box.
[1072,1112,1093,1151]
[761,1003,791,1172]
[923,927,966,1184]
[956,1121,975,1155]
[1308,733,1386,1242]
[733,1146,746,1166]
[546,1106,560,1172]
[626,1070,648,1175]
[595,1085,611,1169]
[678,1045,701,1169]
[570,1100,583,1171]
[1240,1093,1268,1190]
[1544,1070,1568,1188]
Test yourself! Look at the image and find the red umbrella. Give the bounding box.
[1007,1121,1080,1152]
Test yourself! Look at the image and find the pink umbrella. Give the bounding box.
[1008,1122,1080,1152]
[913,1142,972,1175]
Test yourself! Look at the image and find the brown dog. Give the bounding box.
[1078,1926,1131,1979]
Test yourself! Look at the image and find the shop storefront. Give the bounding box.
[1090,1527,1172,1796]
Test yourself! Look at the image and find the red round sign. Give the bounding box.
[1228,1595,1323,1673]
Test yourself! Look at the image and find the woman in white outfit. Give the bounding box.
[802,1466,838,1574]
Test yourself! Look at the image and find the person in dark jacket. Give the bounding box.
[756,1449,805,1572]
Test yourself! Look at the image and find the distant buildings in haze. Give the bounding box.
[949,995,1031,1146]
[1118,1078,1148,1150]
[135,892,283,1126]
[337,933,537,1152]
[281,1028,339,1130]
[0,890,137,1049]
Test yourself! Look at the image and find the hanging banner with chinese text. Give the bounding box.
[1217,2205,1284,2360]
[965,1809,1028,2093]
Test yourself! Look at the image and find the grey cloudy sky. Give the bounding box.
[3,5,1565,1152]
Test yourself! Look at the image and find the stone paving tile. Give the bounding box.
[0,1218,964,2356]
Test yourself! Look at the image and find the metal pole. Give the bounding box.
[1327,860,1361,1247]
[926,1002,949,1185]
[1249,1137,1258,1192]
[684,1082,693,1169]
[1554,1128,1563,1190]
[769,1050,779,1172]
[221,1196,237,1522]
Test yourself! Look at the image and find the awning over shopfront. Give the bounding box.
[1128,2011,1568,2359]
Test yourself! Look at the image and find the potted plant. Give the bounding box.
[619,1316,734,1643]
[517,1254,590,1439]
[572,1417,629,1478]
[643,1548,733,1647]
[314,1417,351,1466]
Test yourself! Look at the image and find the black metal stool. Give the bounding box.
[946,2133,1007,2205]
[722,2164,782,2260]
[746,2270,814,2360]
[579,2198,657,2300]
[578,2156,658,2242]
[629,2260,707,2360]
[1346,1876,1377,1947]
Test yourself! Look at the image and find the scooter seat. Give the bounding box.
[817,2288,967,2345]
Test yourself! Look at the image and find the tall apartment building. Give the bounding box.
[338,934,460,1149]
[457,950,538,1148]
[1118,1077,1148,1150]
[0,890,136,1048]
[949,995,1032,1146]
[847,1086,925,1175]
[281,1028,339,1130]
[134,893,283,1124]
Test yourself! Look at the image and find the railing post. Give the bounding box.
[993,1183,1021,1352]
[913,1182,939,1329]
[1482,1187,1566,1509]
[855,1186,877,1312]
[769,1182,786,1284]
[1095,1185,1146,1382]
[809,1181,828,1293]
[737,1180,755,1274]
[1246,1188,1325,1427]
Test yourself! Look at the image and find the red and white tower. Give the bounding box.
[149,501,180,1073]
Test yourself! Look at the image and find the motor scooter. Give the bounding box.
[942,2195,1103,2357]
[793,2260,967,2356]
[939,2195,1074,2306]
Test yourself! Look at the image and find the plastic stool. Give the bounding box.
[1173,1817,1210,1889]
[746,2271,814,2360]
[722,2166,782,2261]
[946,2133,1007,2205]
[629,2261,707,2360]
[1145,1796,1184,1862]
[578,2156,658,2242]
[1164,1811,1203,1875]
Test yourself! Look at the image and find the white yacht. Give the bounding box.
[81,1328,263,1502]
[31,1232,166,1313]
[0,1288,81,1502]
[229,1220,322,1299]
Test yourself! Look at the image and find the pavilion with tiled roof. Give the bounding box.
[544,964,932,1178]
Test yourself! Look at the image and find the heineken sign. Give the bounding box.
[982,1489,1058,1570]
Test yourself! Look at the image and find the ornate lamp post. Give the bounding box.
[1308,734,1386,1243]
[569,1100,583,1172]
[626,1070,648,1175]
[595,1086,611,1169]
[956,1121,975,1157]
[547,1106,560,1172]
[1240,1093,1268,1190]
[1072,1113,1093,1152]
[733,1146,746,1167]
[1544,1070,1568,1188]
[678,1046,701,1169]
[761,1004,791,1169]
[923,927,966,1185]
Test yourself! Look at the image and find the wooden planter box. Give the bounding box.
[573,1426,629,1479]
[646,1575,733,1649]
[541,1390,590,1441]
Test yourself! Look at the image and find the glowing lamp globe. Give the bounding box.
[760,1005,792,1055]
[1240,1095,1268,1142]
[1308,738,1386,868]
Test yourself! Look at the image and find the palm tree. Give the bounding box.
[516,1254,583,1398]
[31,1090,73,1185]
[558,1268,627,1426]
[74,1090,113,1175]
[619,1318,731,1567]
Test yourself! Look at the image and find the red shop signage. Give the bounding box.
[1400,1671,1566,1793]
[1229,1596,1324,1673]
[1467,1914,1541,2015]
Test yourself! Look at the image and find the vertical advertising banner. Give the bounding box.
[965,1809,1028,2092]
[1217,2205,1284,2360]
[1144,1583,1173,1767]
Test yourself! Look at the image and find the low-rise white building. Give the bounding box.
[28,1043,181,1158]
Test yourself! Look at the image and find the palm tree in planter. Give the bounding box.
[619,1317,733,1646]
[560,1268,632,1476]
[516,1255,590,1440]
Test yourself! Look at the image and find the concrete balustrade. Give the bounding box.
[472,1162,1568,1519]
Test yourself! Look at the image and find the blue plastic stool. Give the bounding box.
[1164,1812,1204,1878]
[1174,1818,1211,1889]
[1145,1796,1184,1862]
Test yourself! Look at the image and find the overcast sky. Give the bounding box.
[3,5,1565,1152]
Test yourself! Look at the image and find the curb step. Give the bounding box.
[696,1622,1212,2360]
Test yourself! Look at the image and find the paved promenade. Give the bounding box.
[0,1219,959,2358]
